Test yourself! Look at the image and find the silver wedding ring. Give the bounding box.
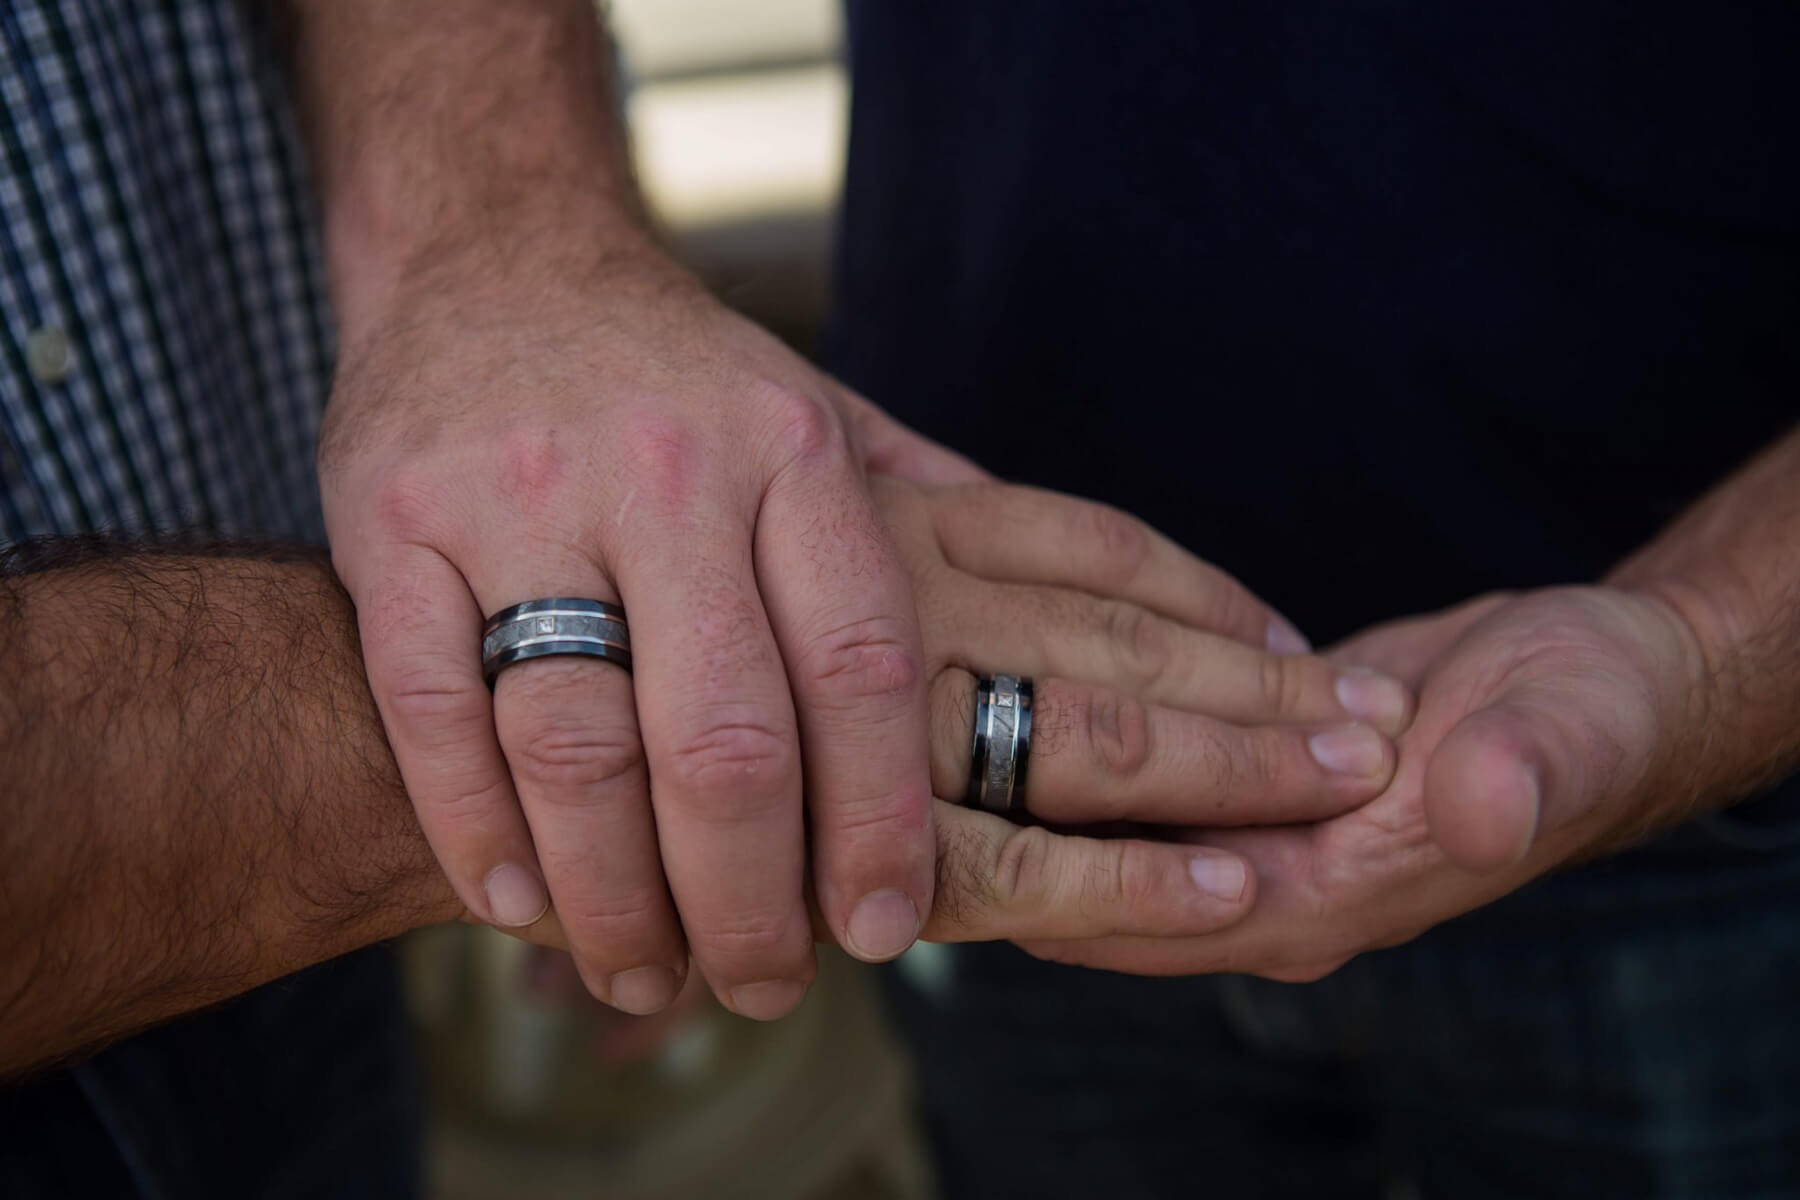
[482,597,631,685]
[967,674,1033,813]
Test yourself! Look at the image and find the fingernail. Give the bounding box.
[1335,667,1409,728]
[729,979,808,1021]
[1265,616,1312,655]
[1188,854,1248,901]
[1308,724,1387,778]
[608,965,680,1016]
[845,889,921,962]
[483,863,550,928]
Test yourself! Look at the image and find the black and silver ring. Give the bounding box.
[967,673,1033,813]
[482,597,632,685]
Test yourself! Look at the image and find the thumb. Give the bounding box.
[1422,689,1602,873]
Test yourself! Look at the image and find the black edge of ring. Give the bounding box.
[1010,677,1033,811]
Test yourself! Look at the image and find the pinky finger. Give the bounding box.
[355,545,549,929]
[918,800,1255,944]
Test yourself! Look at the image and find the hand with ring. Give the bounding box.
[320,237,985,1024]
[861,476,1417,945]
[507,476,1416,955]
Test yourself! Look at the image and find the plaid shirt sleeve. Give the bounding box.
[0,0,336,545]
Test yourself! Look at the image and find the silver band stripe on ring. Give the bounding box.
[967,673,1033,813]
[482,597,632,684]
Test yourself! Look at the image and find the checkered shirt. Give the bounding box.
[1,0,333,545]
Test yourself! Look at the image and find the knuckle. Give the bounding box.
[757,384,847,468]
[1086,687,1153,781]
[992,825,1057,910]
[423,776,516,836]
[618,410,703,504]
[379,663,488,736]
[369,469,449,541]
[803,616,923,708]
[1074,502,1152,587]
[690,909,808,965]
[665,719,796,798]
[501,688,644,794]
[1257,653,1309,716]
[1103,602,1170,688]
[823,787,932,843]
[493,426,572,513]
[557,885,670,943]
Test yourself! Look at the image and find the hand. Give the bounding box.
[497,477,1413,956]
[1016,585,1724,979]
[887,475,1414,943]
[322,244,980,1022]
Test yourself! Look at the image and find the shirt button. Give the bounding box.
[25,325,72,385]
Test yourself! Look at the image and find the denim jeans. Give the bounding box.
[882,810,1800,1200]
[0,945,420,1199]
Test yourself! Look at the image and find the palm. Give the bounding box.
[1021,585,1710,980]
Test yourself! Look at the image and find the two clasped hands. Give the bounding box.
[320,246,1722,1019]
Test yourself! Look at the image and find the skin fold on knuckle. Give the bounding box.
[1085,686,1153,790]
[801,615,922,713]
[689,908,814,977]
[1257,651,1313,718]
[663,718,797,809]
[991,824,1059,917]
[550,885,676,955]
[1103,601,1172,691]
[753,382,850,472]
[377,663,489,735]
[1071,500,1152,589]
[498,673,644,795]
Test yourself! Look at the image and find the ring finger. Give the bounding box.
[928,667,1395,824]
[476,552,688,1016]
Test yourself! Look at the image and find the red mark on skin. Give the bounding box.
[496,430,569,513]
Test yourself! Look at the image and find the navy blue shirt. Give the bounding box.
[828,1,1798,645]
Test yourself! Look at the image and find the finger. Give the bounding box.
[623,505,816,1022]
[1423,700,1572,873]
[935,578,1414,734]
[757,455,936,966]
[926,483,1301,649]
[355,545,551,931]
[475,559,689,1016]
[919,800,1255,942]
[928,668,1395,824]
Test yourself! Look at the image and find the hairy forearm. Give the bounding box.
[282,0,649,333]
[1609,424,1800,799]
[0,543,460,1078]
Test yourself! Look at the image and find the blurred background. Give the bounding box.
[406,4,943,1197]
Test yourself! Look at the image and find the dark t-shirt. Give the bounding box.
[826,1,1799,833]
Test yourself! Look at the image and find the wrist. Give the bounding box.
[1616,574,1800,809]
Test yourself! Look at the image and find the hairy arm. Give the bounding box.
[1609,423,1800,808]
[281,0,647,334]
[0,543,461,1078]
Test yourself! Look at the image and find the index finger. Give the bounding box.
[925,483,1304,651]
